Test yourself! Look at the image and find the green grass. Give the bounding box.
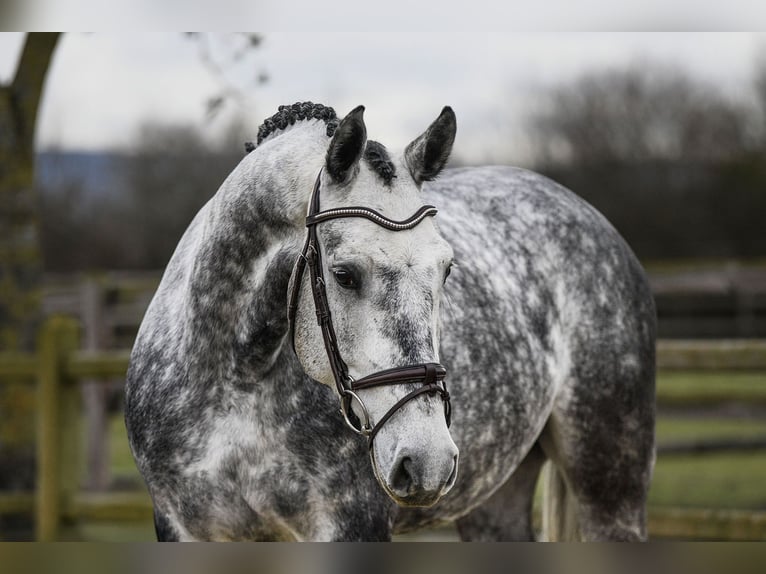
[110,415,141,482]
[649,452,766,510]
[60,521,155,542]
[60,416,155,541]
[657,416,766,442]
[652,413,766,510]
[657,371,766,406]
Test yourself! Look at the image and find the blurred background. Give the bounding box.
[1,32,765,541]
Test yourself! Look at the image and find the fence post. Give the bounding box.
[80,277,110,491]
[35,316,80,541]
[58,318,81,522]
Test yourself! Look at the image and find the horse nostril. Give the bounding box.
[392,456,413,493]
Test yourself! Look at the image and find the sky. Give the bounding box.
[1,33,764,164]
[7,0,766,32]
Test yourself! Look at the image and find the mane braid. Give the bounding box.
[251,102,340,151]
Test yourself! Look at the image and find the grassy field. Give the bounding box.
[658,371,766,407]
[110,414,140,483]
[649,451,766,509]
[656,416,766,441]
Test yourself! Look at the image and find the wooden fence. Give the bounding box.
[0,316,132,540]
[1,316,766,540]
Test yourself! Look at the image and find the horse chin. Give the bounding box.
[388,491,443,508]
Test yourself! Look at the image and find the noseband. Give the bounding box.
[287,171,452,448]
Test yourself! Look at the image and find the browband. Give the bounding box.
[306,205,439,230]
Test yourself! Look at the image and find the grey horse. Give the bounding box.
[125,102,655,541]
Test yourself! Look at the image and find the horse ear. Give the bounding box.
[405,106,457,185]
[326,105,367,185]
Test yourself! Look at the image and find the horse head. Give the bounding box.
[290,105,459,507]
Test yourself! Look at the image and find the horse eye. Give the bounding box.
[444,263,453,283]
[332,268,359,289]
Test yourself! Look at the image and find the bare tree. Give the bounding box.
[532,63,753,166]
[118,121,248,269]
[751,54,766,146]
[528,61,766,260]
[184,33,266,119]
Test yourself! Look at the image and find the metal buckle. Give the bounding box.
[340,388,372,436]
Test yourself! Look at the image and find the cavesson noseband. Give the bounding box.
[288,171,452,448]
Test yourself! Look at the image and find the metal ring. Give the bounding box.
[340,390,373,436]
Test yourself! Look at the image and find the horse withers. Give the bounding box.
[125,102,655,541]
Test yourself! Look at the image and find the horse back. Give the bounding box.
[397,166,656,528]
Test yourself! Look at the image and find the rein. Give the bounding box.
[287,171,452,448]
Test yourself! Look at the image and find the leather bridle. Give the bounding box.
[287,170,452,448]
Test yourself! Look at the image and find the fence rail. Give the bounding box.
[0,351,130,382]
[0,354,37,380]
[8,340,766,383]
[1,315,765,541]
[657,339,766,370]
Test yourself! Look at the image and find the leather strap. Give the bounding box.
[306,205,438,230]
[353,363,446,390]
[365,380,450,446]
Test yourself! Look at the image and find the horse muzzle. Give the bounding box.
[376,438,459,508]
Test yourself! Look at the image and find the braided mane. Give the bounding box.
[246,101,397,185]
[246,102,339,152]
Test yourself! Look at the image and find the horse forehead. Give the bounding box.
[325,161,418,211]
[319,164,452,261]
[325,217,451,264]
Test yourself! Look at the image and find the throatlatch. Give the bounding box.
[287,170,452,448]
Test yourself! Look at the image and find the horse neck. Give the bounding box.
[183,123,328,378]
[219,121,330,227]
